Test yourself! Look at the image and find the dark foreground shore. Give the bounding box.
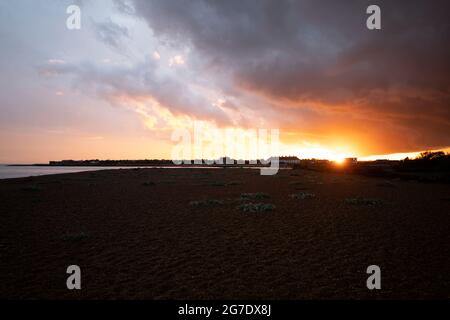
[0,168,449,299]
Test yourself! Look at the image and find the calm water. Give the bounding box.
[0,165,144,179]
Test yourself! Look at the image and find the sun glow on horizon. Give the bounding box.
[291,145,353,162]
[333,158,346,165]
[358,147,450,161]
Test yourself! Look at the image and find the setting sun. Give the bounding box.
[334,158,346,165]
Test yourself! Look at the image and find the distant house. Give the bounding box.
[344,157,358,164]
[279,156,301,166]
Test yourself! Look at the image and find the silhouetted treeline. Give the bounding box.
[294,151,450,184]
[398,151,450,172]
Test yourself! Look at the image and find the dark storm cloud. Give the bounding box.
[131,0,450,153]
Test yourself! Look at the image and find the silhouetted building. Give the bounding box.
[344,157,358,164]
[280,156,301,166]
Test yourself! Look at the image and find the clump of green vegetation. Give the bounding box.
[289,192,315,200]
[142,181,156,186]
[237,203,275,213]
[345,197,383,206]
[21,185,42,192]
[189,199,224,207]
[240,192,269,200]
[62,231,89,242]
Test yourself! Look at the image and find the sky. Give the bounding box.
[0,0,449,163]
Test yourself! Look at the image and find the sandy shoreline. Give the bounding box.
[0,168,449,299]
